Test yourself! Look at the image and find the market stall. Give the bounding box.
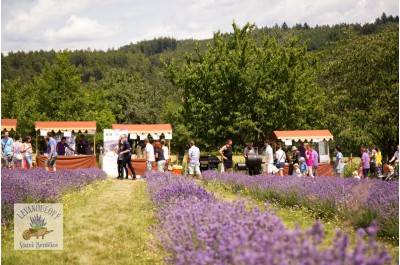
[1,119,17,132]
[35,121,97,169]
[271,130,334,176]
[103,124,172,176]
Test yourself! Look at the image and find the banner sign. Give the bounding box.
[102,129,127,176]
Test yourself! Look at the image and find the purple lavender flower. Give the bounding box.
[1,168,106,226]
[201,170,399,239]
[29,214,47,229]
[147,172,392,264]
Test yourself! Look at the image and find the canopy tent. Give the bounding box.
[35,121,96,132]
[271,130,334,172]
[111,123,173,157]
[271,130,333,142]
[35,121,97,155]
[1,119,17,132]
[112,123,172,137]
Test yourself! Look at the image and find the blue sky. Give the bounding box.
[1,0,398,53]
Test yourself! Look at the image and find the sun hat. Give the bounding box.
[291,146,297,151]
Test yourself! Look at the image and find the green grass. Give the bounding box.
[200,179,399,264]
[2,178,164,265]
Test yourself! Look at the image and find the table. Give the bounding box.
[36,155,98,169]
[282,163,333,176]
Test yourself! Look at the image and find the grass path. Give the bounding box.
[2,178,163,265]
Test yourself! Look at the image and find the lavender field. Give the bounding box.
[147,172,392,264]
[1,168,107,226]
[201,171,399,239]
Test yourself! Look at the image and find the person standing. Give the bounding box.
[114,136,127,179]
[144,138,155,173]
[1,131,14,169]
[219,139,233,173]
[161,140,171,171]
[305,144,314,178]
[275,144,286,176]
[243,142,257,176]
[288,146,301,175]
[334,145,345,177]
[77,135,90,155]
[299,157,307,177]
[368,144,377,177]
[21,135,33,169]
[298,142,306,159]
[360,147,370,178]
[120,135,136,179]
[311,145,319,177]
[11,135,24,169]
[375,146,383,177]
[187,140,201,178]
[264,140,278,174]
[154,141,166,172]
[56,137,75,156]
[45,132,57,171]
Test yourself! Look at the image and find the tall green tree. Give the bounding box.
[164,22,326,150]
[1,51,115,146]
[321,26,399,158]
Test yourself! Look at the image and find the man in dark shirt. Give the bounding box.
[219,139,233,173]
[77,135,90,155]
[298,142,307,159]
[119,135,136,180]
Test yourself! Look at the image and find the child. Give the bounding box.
[293,163,301,177]
[352,171,361,179]
[358,165,363,177]
[299,157,307,177]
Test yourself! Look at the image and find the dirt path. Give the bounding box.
[2,178,163,265]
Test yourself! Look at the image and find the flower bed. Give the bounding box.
[147,172,392,264]
[1,168,107,226]
[201,171,399,239]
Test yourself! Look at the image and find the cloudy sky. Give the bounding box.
[1,0,398,53]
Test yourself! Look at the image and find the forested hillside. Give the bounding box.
[2,13,398,158]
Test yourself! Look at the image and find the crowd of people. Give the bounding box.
[114,136,175,180]
[2,129,398,180]
[217,139,398,179]
[238,140,320,177]
[1,131,93,171]
[1,131,34,170]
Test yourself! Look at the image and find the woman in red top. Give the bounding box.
[305,144,314,178]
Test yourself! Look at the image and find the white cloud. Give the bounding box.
[43,15,119,42]
[2,0,399,53]
[4,0,88,35]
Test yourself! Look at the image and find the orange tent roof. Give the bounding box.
[112,124,172,135]
[1,119,17,131]
[35,121,96,132]
[272,130,333,142]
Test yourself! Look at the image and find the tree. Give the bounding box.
[321,26,399,158]
[164,22,326,150]
[2,51,115,146]
[92,70,163,125]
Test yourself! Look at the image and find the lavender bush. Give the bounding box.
[147,172,392,264]
[1,168,107,225]
[201,171,399,239]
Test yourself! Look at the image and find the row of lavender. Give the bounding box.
[201,171,399,239]
[1,168,107,226]
[147,172,392,264]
